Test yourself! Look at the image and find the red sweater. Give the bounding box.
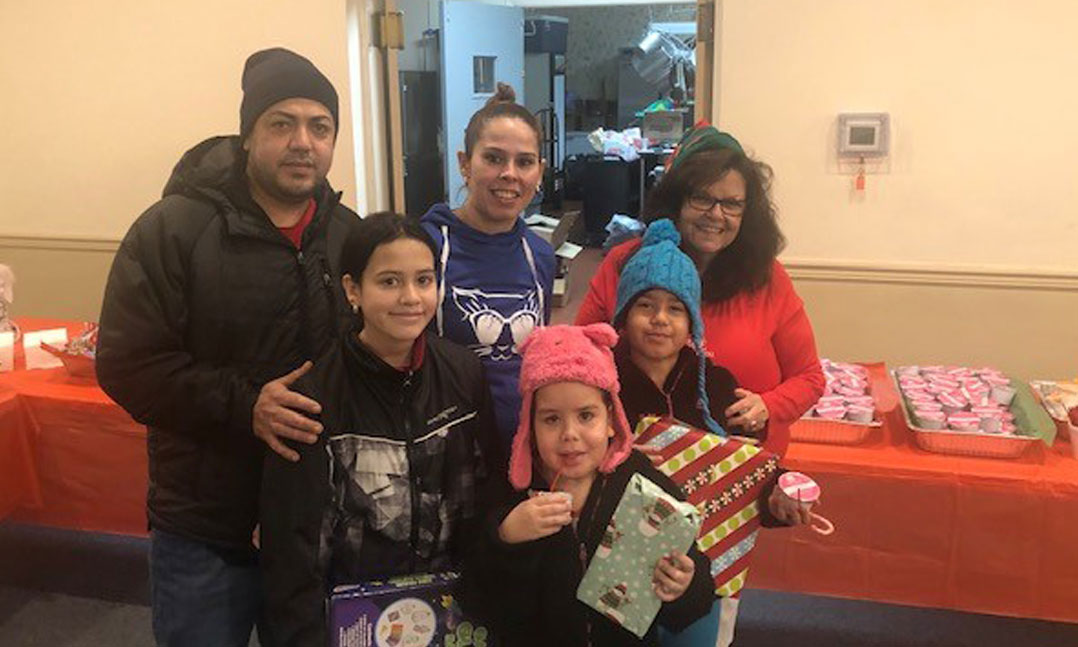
[575,238,824,456]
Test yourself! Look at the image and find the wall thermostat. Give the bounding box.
[837,112,889,157]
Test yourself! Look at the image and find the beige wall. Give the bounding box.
[790,268,1078,380]
[0,0,356,241]
[716,0,1078,274]
[0,0,371,320]
[5,0,1077,383]
[714,0,1078,380]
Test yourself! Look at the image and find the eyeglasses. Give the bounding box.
[687,194,746,216]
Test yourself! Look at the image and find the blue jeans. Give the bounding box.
[150,529,262,647]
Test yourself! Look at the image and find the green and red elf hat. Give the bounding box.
[665,120,745,173]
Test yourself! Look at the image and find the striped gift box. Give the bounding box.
[634,416,780,597]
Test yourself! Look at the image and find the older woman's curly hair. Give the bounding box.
[643,147,786,304]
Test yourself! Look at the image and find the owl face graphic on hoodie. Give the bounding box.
[421,204,555,448]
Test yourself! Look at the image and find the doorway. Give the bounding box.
[387,1,710,228]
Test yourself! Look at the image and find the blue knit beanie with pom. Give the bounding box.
[614,219,726,436]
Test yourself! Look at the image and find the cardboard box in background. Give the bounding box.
[330,572,496,647]
[526,211,582,308]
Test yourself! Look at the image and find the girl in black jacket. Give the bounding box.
[463,323,714,647]
[259,212,505,647]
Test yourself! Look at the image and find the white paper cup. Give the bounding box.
[991,385,1016,406]
[546,490,573,508]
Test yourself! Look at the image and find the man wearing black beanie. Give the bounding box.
[96,47,358,646]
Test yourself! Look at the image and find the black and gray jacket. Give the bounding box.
[260,331,506,647]
[96,135,357,550]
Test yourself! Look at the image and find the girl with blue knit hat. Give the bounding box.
[612,219,808,647]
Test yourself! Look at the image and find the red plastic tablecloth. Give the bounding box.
[0,318,147,536]
[0,390,42,519]
[4,324,1078,622]
[752,363,1078,623]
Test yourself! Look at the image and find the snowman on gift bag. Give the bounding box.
[638,496,677,537]
[597,582,632,623]
[595,520,623,559]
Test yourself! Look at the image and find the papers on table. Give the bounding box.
[0,331,13,372]
[22,328,68,370]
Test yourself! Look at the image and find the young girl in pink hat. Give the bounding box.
[463,323,713,647]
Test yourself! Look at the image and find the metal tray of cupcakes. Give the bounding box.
[792,359,882,445]
[891,365,1051,459]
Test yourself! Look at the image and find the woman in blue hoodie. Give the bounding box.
[422,82,555,449]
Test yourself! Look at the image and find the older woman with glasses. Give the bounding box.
[576,123,825,647]
[576,124,824,459]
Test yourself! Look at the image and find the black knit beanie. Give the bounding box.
[239,47,339,140]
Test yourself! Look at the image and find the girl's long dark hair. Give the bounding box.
[340,211,437,327]
[643,147,786,303]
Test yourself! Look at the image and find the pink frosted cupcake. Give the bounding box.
[915,410,946,429]
[991,383,1016,406]
[846,395,875,408]
[836,385,864,398]
[938,391,967,415]
[900,377,929,391]
[839,375,868,391]
[907,393,937,406]
[947,412,981,432]
[846,404,874,423]
[928,375,961,390]
[961,387,992,408]
[817,395,845,409]
[971,406,1003,432]
[926,383,954,395]
[815,403,847,420]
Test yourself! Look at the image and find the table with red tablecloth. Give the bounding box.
[0,389,42,520]
[751,363,1078,623]
[0,318,147,536]
[3,321,1077,622]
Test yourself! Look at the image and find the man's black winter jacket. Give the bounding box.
[96,136,357,550]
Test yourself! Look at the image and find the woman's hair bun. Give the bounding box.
[485,82,517,108]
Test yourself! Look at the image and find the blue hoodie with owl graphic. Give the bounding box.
[422,204,555,449]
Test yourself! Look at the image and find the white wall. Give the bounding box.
[716,0,1078,275]
[0,0,356,240]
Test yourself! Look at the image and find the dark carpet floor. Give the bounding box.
[2,522,1075,646]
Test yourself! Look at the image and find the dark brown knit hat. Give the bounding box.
[239,47,339,140]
